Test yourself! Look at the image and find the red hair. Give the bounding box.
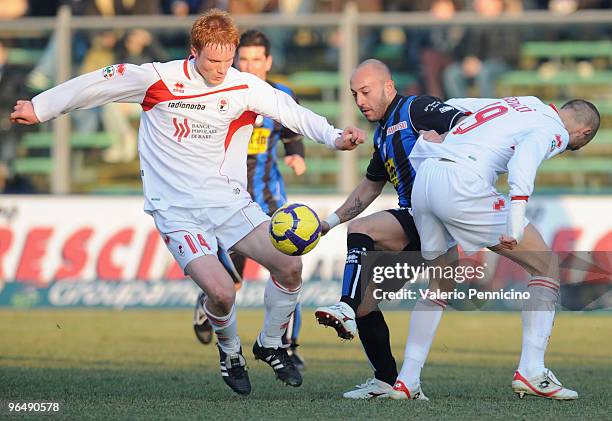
[190,9,240,52]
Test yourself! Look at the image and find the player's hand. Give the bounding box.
[10,100,40,125]
[498,235,518,250]
[284,154,306,176]
[419,130,444,143]
[336,126,366,150]
[321,221,331,236]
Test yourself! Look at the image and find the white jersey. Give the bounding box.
[32,59,341,211]
[409,96,569,199]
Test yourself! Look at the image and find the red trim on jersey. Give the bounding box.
[511,196,529,201]
[183,59,191,80]
[141,82,249,111]
[549,103,559,114]
[224,111,257,150]
[513,371,562,398]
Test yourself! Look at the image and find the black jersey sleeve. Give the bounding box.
[365,146,388,182]
[409,95,465,134]
[283,137,305,158]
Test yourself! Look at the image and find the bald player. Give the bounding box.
[314,59,467,399]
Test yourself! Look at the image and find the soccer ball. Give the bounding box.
[269,203,322,256]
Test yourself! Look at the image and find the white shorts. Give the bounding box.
[151,200,269,271]
[412,158,528,260]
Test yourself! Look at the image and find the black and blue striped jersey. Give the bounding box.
[246,81,304,215]
[366,95,465,208]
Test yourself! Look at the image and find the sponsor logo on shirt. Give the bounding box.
[438,105,454,113]
[167,101,206,110]
[102,64,126,80]
[385,158,399,187]
[172,117,191,142]
[173,82,185,93]
[218,97,229,113]
[386,121,408,136]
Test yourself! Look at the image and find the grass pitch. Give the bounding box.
[0,309,610,420]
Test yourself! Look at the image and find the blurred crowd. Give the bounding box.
[0,0,611,193]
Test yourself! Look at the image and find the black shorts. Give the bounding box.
[385,208,421,252]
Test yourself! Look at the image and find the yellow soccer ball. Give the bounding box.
[269,203,322,256]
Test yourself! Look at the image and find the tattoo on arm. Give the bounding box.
[340,197,365,221]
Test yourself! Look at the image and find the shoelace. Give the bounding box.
[274,347,296,371]
[545,369,562,386]
[355,378,376,389]
[227,355,246,377]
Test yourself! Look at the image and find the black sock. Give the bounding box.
[340,233,374,312]
[356,311,397,386]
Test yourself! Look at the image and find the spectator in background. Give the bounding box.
[0,41,30,164]
[72,0,160,15]
[116,29,168,64]
[0,0,27,19]
[229,0,277,14]
[0,162,37,194]
[161,0,229,14]
[443,0,522,98]
[418,0,464,98]
[27,0,60,16]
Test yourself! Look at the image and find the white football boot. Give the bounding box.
[343,378,394,399]
[512,369,578,400]
[389,380,429,401]
[314,302,357,340]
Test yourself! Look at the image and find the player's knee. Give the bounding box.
[271,257,302,289]
[529,250,559,278]
[347,218,371,236]
[207,286,236,313]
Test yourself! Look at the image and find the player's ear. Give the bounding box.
[265,54,273,72]
[384,79,394,96]
[190,46,198,58]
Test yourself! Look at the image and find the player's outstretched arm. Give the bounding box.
[247,74,364,150]
[322,177,385,235]
[10,100,40,125]
[15,63,157,124]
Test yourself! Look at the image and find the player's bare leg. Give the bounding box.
[186,256,250,395]
[490,224,577,400]
[193,248,242,345]
[232,222,303,387]
[316,211,408,339]
[317,211,413,399]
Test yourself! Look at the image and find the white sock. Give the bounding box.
[397,298,446,389]
[258,277,301,349]
[204,301,240,354]
[518,277,559,378]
